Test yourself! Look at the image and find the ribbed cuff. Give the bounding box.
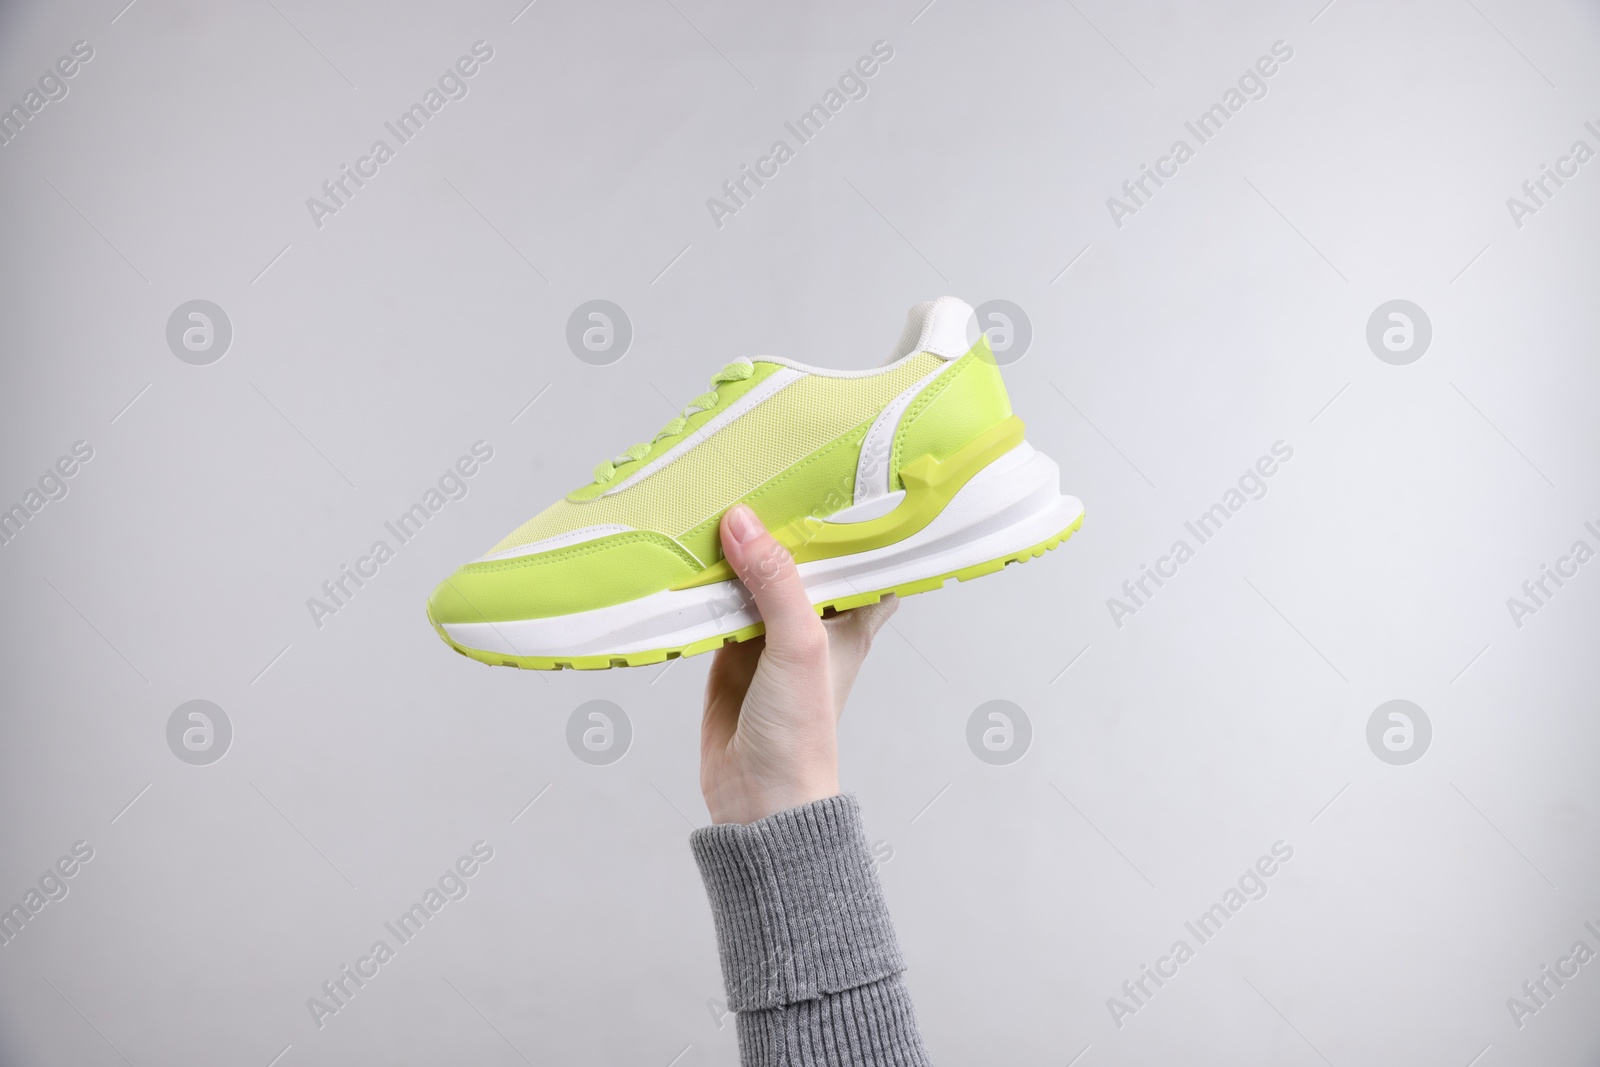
[691,794,905,1011]
[738,976,934,1066]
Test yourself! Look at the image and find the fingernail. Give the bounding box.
[725,504,761,546]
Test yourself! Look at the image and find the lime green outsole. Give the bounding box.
[428,512,1084,671]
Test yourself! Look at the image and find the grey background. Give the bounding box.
[1,0,1597,1064]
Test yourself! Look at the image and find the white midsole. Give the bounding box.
[442,441,1083,658]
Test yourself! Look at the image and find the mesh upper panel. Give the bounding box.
[489,353,943,556]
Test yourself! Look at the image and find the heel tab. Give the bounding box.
[883,296,976,363]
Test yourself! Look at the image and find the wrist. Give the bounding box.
[704,773,840,825]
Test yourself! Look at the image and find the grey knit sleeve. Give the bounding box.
[691,794,933,1066]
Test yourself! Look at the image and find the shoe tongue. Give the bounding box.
[882,296,976,364]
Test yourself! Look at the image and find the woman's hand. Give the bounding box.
[699,504,897,825]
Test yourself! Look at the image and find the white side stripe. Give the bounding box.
[478,524,635,562]
[601,368,802,496]
[853,364,952,505]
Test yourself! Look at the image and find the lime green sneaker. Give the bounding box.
[428,296,1084,669]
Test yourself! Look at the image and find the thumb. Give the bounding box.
[720,504,825,658]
